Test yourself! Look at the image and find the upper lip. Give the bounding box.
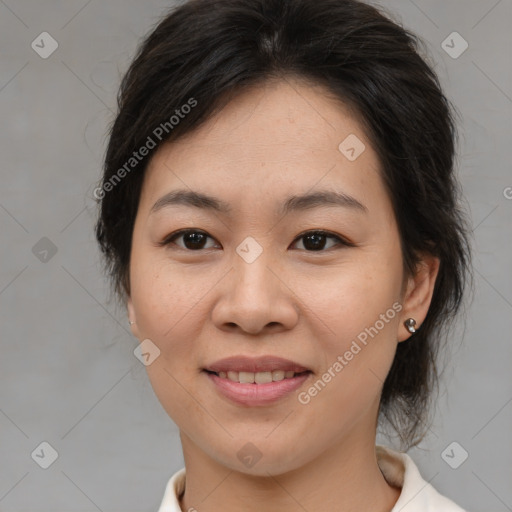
[204,356,311,374]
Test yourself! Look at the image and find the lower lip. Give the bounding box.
[205,371,311,406]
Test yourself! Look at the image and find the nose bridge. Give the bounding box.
[211,236,298,334]
[232,238,277,302]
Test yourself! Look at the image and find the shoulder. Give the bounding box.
[377,445,467,512]
[157,467,186,512]
[160,448,467,512]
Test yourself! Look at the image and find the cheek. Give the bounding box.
[297,303,400,437]
[296,258,402,404]
[296,257,402,342]
[128,261,210,417]
[130,254,214,339]
[129,259,211,423]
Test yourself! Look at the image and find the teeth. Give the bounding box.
[217,370,303,383]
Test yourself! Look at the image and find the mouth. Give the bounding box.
[203,369,312,384]
[202,355,313,405]
[203,369,313,406]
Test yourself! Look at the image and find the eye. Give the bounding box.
[160,229,219,251]
[291,230,354,251]
[159,229,354,252]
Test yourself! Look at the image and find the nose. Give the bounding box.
[211,249,300,335]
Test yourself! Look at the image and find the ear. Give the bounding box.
[127,295,141,340]
[398,253,440,342]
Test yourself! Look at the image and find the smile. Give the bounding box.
[204,370,312,406]
[205,369,309,384]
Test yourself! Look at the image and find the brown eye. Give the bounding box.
[160,229,353,252]
[291,230,353,251]
[161,229,219,250]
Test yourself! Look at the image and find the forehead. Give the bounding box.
[166,78,371,156]
[139,78,384,213]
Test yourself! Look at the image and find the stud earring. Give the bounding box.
[129,320,135,325]
[404,318,417,333]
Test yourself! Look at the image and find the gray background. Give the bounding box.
[1,1,511,511]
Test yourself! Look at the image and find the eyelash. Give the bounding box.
[158,229,355,252]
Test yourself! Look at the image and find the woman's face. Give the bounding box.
[127,79,435,474]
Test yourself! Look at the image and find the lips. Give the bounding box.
[203,355,311,374]
[206,370,311,406]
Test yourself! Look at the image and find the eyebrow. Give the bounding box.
[150,189,368,216]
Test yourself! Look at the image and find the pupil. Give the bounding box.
[304,233,325,251]
[182,232,327,250]
[184,232,206,249]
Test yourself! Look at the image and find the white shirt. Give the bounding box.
[157,445,467,511]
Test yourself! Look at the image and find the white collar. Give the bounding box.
[157,445,466,511]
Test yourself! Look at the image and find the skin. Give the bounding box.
[127,77,440,512]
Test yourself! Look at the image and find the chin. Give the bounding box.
[210,436,312,477]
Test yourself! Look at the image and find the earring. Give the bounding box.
[129,320,135,325]
[404,318,417,333]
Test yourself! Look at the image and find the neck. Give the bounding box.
[178,427,400,512]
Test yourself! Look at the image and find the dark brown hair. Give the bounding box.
[94,0,473,449]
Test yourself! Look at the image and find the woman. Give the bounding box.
[94,0,472,510]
